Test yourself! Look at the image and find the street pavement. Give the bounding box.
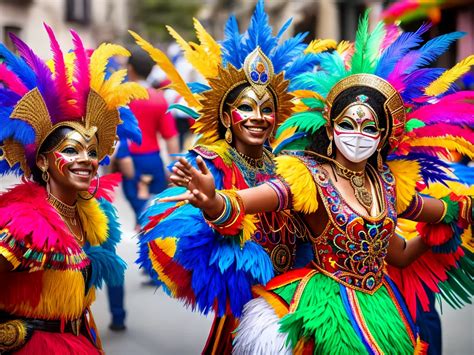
[0,176,472,354]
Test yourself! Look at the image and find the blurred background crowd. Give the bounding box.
[0,0,472,354]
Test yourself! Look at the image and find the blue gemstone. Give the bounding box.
[260,72,268,83]
[251,71,259,81]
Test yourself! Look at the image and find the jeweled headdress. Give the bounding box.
[130,0,325,145]
[0,24,147,177]
[275,11,474,210]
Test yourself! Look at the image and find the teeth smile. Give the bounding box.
[71,170,91,176]
[246,127,266,132]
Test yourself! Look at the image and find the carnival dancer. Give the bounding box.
[132,1,343,353]
[166,13,474,354]
[0,25,146,353]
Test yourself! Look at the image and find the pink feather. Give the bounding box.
[90,173,122,202]
[43,23,80,120]
[70,30,90,118]
[381,1,419,22]
[381,24,401,51]
[0,63,28,95]
[411,123,474,144]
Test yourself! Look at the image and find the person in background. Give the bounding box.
[121,46,179,229]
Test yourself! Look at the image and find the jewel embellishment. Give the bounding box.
[356,94,368,103]
[243,47,274,98]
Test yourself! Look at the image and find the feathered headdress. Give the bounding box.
[275,12,474,208]
[130,0,329,145]
[0,24,148,177]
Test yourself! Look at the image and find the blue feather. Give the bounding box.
[271,32,308,74]
[0,108,35,143]
[117,107,142,144]
[273,131,307,154]
[275,18,293,41]
[98,198,122,251]
[0,88,21,106]
[221,15,243,68]
[187,81,210,94]
[84,244,126,288]
[376,23,431,79]
[168,103,199,119]
[0,43,36,89]
[285,53,322,82]
[241,0,277,58]
[401,68,446,104]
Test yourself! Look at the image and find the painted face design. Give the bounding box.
[44,130,99,191]
[333,104,381,163]
[228,87,276,147]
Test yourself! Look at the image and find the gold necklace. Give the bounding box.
[47,193,84,243]
[235,149,269,169]
[332,161,373,210]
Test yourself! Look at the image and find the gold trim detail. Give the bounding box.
[0,320,28,352]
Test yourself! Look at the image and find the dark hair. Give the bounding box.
[31,126,74,185]
[307,86,392,167]
[128,45,155,78]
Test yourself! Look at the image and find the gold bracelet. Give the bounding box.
[433,199,447,224]
[205,192,228,224]
[411,195,425,221]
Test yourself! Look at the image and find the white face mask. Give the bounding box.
[332,104,381,163]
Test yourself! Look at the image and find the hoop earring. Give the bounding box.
[377,148,383,171]
[79,173,100,200]
[327,137,333,157]
[225,126,233,144]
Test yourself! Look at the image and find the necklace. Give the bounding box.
[47,193,84,243]
[332,161,373,210]
[235,150,266,169]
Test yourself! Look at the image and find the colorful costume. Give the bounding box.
[0,25,146,353]
[133,1,343,352]
[231,15,474,354]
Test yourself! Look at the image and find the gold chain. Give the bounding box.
[332,161,373,210]
[234,148,273,170]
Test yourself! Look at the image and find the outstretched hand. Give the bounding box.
[162,157,221,214]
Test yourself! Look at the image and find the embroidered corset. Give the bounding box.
[301,155,397,293]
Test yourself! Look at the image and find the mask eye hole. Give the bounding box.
[88,149,98,159]
[62,147,78,155]
[237,104,252,112]
[337,121,354,130]
[362,126,378,135]
[261,106,273,114]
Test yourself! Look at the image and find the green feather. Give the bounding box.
[405,118,426,132]
[278,111,326,135]
[168,103,200,119]
[351,11,370,74]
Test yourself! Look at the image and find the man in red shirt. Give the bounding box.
[124,47,179,227]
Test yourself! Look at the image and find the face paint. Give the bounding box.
[333,104,381,163]
[227,87,276,148]
[42,130,99,192]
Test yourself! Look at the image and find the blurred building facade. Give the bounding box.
[199,0,474,65]
[0,0,128,58]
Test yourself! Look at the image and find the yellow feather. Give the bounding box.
[90,44,130,92]
[271,126,297,150]
[98,68,127,99]
[396,218,419,241]
[193,18,222,71]
[408,137,474,159]
[129,30,201,109]
[252,285,288,318]
[104,81,148,109]
[241,214,258,245]
[275,155,319,213]
[167,25,218,79]
[425,55,474,96]
[336,40,352,54]
[155,237,177,257]
[292,89,325,102]
[387,160,421,214]
[77,198,109,246]
[305,39,338,54]
[0,245,20,269]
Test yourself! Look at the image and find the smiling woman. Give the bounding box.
[0,24,146,354]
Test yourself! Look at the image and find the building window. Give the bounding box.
[65,0,91,25]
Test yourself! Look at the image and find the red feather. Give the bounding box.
[90,172,122,202]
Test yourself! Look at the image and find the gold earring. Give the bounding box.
[377,148,383,171]
[225,126,233,144]
[327,137,333,156]
[41,168,50,183]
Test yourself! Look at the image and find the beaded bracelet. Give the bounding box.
[266,177,292,211]
[205,190,246,236]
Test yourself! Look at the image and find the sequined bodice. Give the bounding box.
[299,155,397,293]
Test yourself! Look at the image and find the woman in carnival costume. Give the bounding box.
[132,1,344,353]
[0,25,146,353]
[167,13,474,354]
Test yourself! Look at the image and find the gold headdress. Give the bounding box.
[0,25,147,177]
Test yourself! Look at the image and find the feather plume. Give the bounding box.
[117,107,142,144]
[275,18,293,41]
[221,15,242,67]
[242,0,277,57]
[304,39,338,54]
[44,23,78,119]
[89,43,129,94]
[193,18,221,68]
[9,33,59,119]
[0,63,28,95]
[271,32,308,74]
[0,43,36,89]
[350,11,370,74]
[129,30,200,109]
[425,55,474,96]
[104,81,148,109]
[70,30,91,118]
